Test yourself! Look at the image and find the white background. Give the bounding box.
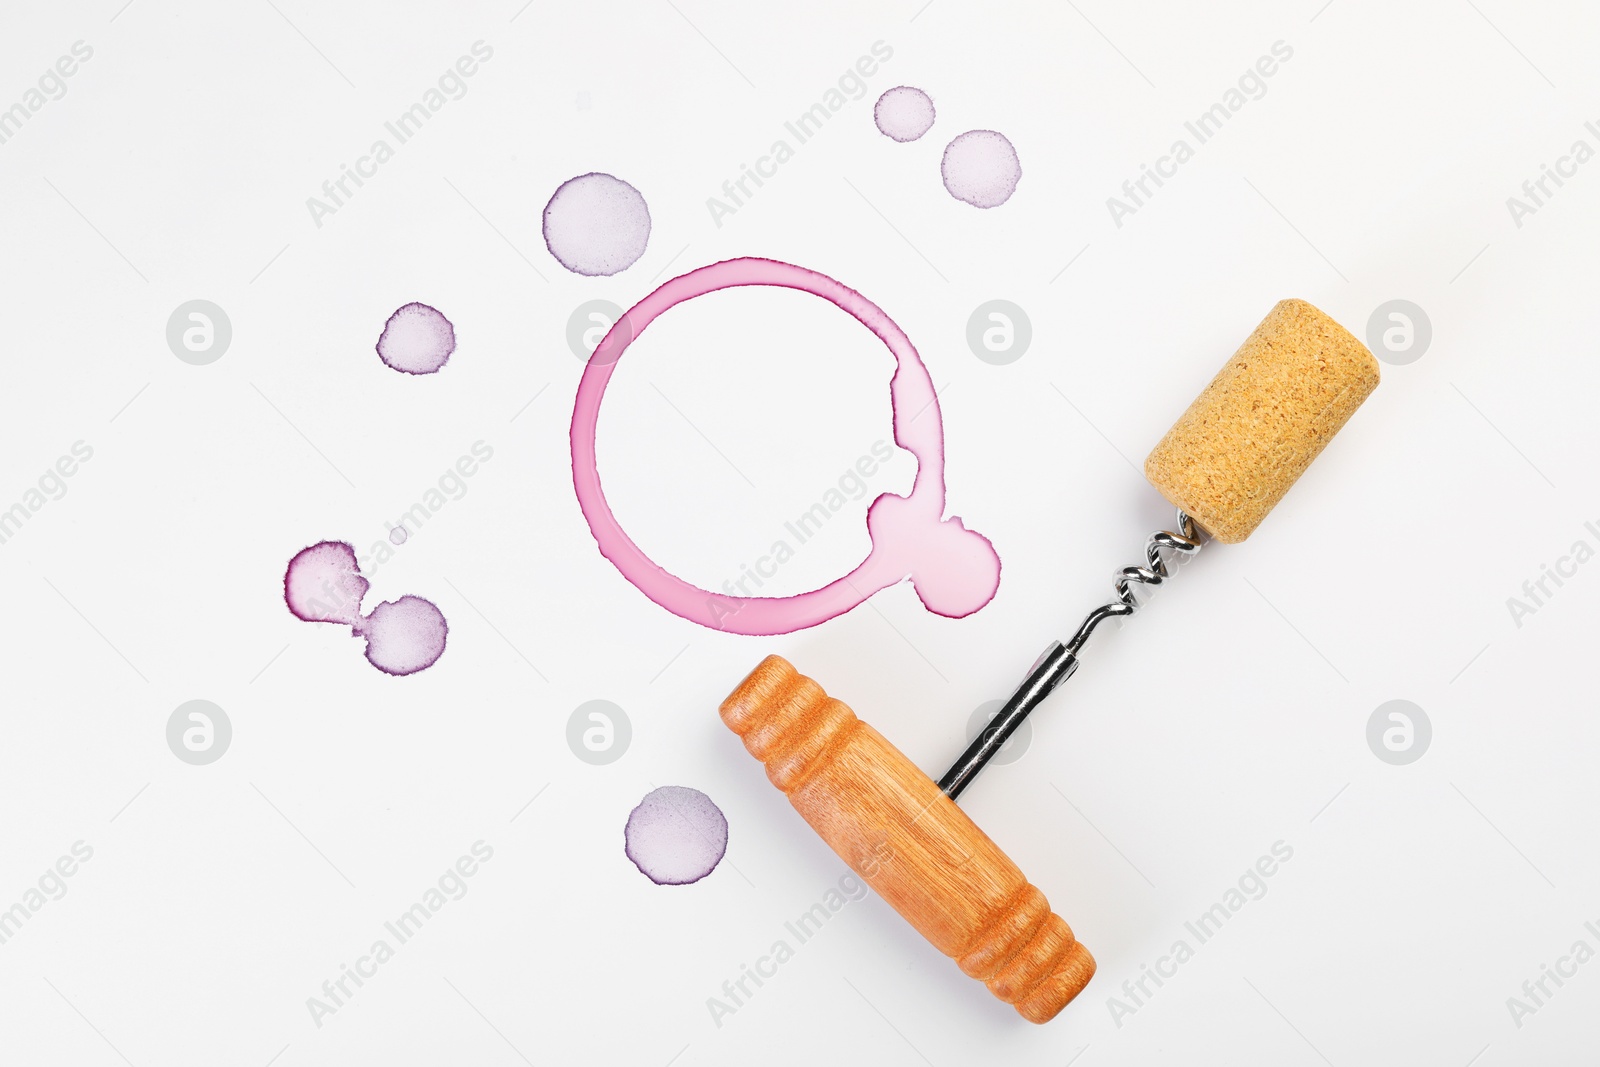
[1,0,1597,1064]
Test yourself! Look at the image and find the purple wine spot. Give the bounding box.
[543,172,651,276]
[376,302,455,375]
[284,541,368,626]
[941,130,1021,208]
[874,86,935,142]
[283,542,447,675]
[624,786,728,886]
[356,595,448,676]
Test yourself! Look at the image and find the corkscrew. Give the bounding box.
[720,298,1380,1022]
[938,509,1204,800]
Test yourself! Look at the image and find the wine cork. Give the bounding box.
[1144,299,1379,543]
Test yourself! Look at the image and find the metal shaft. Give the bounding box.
[937,510,1203,801]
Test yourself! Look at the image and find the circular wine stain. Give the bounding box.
[376,302,455,375]
[543,172,651,276]
[624,785,728,885]
[874,86,935,142]
[941,130,1021,208]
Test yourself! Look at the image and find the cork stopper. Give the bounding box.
[1143,299,1379,544]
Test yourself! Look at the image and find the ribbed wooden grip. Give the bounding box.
[720,655,1094,1023]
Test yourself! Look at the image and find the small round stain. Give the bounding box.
[358,595,448,676]
[543,172,651,276]
[376,302,455,375]
[874,86,935,142]
[941,130,1021,208]
[624,785,728,886]
[388,525,408,545]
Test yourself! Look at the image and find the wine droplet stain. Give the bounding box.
[283,540,447,675]
[376,302,455,375]
[874,86,936,142]
[941,130,1021,208]
[624,785,728,886]
[284,541,367,626]
[359,595,448,676]
[543,172,651,276]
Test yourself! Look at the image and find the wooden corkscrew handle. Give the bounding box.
[720,655,1095,1023]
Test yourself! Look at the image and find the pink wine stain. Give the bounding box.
[874,85,936,142]
[624,786,728,886]
[376,302,455,375]
[570,256,1001,636]
[543,172,651,276]
[941,130,1022,208]
[283,541,447,676]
